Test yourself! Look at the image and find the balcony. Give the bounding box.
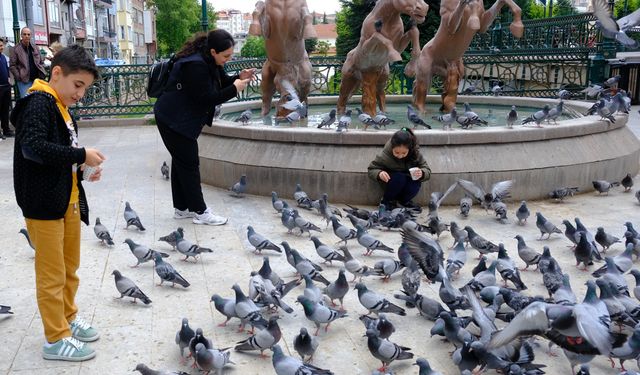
[98,28,117,42]
[94,0,113,8]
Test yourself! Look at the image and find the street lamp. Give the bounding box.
[11,0,19,44]
[201,0,208,32]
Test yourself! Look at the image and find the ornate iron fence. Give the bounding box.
[72,14,600,118]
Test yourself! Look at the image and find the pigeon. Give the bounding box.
[557,89,572,100]
[160,161,169,180]
[310,236,345,264]
[515,235,542,271]
[330,216,357,245]
[432,108,457,130]
[234,109,252,124]
[153,253,190,288]
[492,83,502,96]
[292,249,330,286]
[124,239,169,267]
[621,174,634,192]
[247,226,281,253]
[593,0,640,47]
[496,244,527,290]
[343,204,372,220]
[271,344,334,374]
[293,327,319,362]
[373,111,395,127]
[232,284,267,333]
[596,98,616,123]
[158,227,184,250]
[271,192,287,213]
[446,241,467,278]
[294,183,313,209]
[636,189,640,204]
[356,224,394,256]
[195,343,234,374]
[506,105,518,128]
[466,226,499,258]
[356,108,377,130]
[234,316,282,356]
[549,187,579,201]
[175,230,213,262]
[581,82,604,98]
[0,305,13,314]
[462,103,487,125]
[360,313,396,339]
[230,174,247,197]
[317,109,336,128]
[535,212,562,239]
[449,221,468,248]
[595,227,621,252]
[459,195,472,217]
[93,217,114,245]
[456,178,514,211]
[293,209,322,237]
[134,363,189,375]
[521,105,550,126]
[472,256,488,277]
[18,228,34,251]
[546,101,564,124]
[323,269,349,309]
[373,259,404,281]
[401,224,444,282]
[466,260,498,291]
[609,326,640,372]
[175,317,195,361]
[337,109,352,132]
[296,295,347,335]
[575,233,595,270]
[210,294,239,327]
[515,201,530,225]
[355,282,406,316]
[365,328,414,372]
[408,105,431,128]
[112,270,151,304]
[342,246,374,282]
[438,311,474,348]
[592,180,620,194]
[123,202,145,231]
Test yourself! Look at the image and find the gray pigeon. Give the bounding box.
[546,101,564,124]
[188,328,212,364]
[310,236,345,264]
[592,180,620,194]
[294,183,313,209]
[408,105,431,128]
[154,254,189,288]
[234,109,252,124]
[549,187,579,201]
[356,224,394,256]
[355,282,406,316]
[124,201,145,231]
[175,230,212,262]
[293,327,319,362]
[342,246,374,282]
[446,241,467,278]
[271,344,333,374]
[414,358,443,375]
[595,227,621,252]
[360,313,396,339]
[175,317,195,361]
[94,217,114,245]
[373,111,395,127]
[492,84,502,96]
[317,109,336,129]
[292,249,330,286]
[323,269,349,310]
[330,216,357,245]
[636,189,640,204]
[337,110,352,132]
[356,108,377,130]
[272,191,286,213]
[373,259,404,281]
[535,212,562,239]
[433,108,457,130]
[210,294,239,327]
[247,226,282,253]
[234,316,281,356]
[557,89,572,100]
[297,295,348,335]
[18,228,34,251]
[366,329,413,372]
[515,201,530,225]
[459,195,472,217]
[514,235,541,271]
[506,105,518,128]
[124,238,169,267]
[134,363,189,375]
[592,0,640,48]
[521,105,550,126]
[158,227,184,250]
[293,209,322,237]
[0,305,13,314]
[465,226,499,258]
[596,98,616,123]
[112,270,151,304]
[195,343,234,374]
[621,173,633,192]
[160,161,169,180]
[232,283,268,333]
[462,103,487,125]
[230,174,247,197]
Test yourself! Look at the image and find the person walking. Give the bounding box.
[154,29,254,225]
[0,38,12,139]
[10,27,46,99]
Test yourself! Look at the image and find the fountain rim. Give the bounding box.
[205,95,627,146]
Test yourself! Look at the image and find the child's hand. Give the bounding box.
[379,171,390,182]
[87,166,102,182]
[84,148,106,167]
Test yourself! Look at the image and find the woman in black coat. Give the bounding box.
[154,29,254,225]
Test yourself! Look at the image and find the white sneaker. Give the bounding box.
[193,208,228,226]
[174,208,196,219]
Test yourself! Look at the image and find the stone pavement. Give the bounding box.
[0,108,639,375]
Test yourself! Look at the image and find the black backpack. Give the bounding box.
[146,56,176,98]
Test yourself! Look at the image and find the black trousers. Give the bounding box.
[382,172,421,205]
[156,119,207,213]
[0,85,11,134]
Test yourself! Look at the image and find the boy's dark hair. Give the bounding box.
[175,29,235,60]
[390,127,419,161]
[51,44,99,80]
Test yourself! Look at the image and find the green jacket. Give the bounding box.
[367,140,431,183]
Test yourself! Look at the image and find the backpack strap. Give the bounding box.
[166,53,205,92]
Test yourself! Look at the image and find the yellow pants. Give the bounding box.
[25,203,81,343]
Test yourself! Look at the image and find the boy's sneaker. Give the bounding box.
[42,337,95,362]
[69,317,100,342]
[193,207,228,226]
[174,208,196,219]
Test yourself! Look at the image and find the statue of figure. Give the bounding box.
[336,0,428,117]
[249,0,317,117]
[412,0,524,113]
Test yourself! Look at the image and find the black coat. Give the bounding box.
[153,52,238,139]
[12,92,90,224]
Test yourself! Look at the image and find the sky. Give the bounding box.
[210,0,342,14]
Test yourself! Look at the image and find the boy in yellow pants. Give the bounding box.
[12,45,106,361]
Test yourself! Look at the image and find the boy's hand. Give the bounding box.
[87,166,102,182]
[84,148,106,167]
[379,171,390,183]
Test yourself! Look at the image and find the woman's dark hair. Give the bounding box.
[51,44,99,80]
[175,29,235,59]
[390,127,419,160]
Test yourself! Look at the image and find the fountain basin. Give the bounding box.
[199,95,640,205]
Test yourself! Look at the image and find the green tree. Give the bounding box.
[313,12,318,25]
[241,36,266,57]
[305,38,319,54]
[335,0,374,56]
[316,40,331,55]
[188,1,218,33]
[615,0,640,17]
[552,0,577,16]
[151,0,217,56]
[322,12,328,24]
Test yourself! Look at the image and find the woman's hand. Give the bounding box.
[233,78,251,92]
[379,171,390,183]
[239,68,256,80]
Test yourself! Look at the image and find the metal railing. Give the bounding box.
[71,14,602,118]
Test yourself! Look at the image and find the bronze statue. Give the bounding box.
[249,0,316,116]
[412,0,524,113]
[336,0,428,117]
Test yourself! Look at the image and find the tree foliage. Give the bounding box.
[316,40,331,55]
[552,0,578,16]
[241,36,267,57]
[152,0,217,57]
[305,38,319,54]
[322,12,328,24]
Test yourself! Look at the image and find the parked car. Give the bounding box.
[94,58,126,66]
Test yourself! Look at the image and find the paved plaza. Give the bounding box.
[0,109,639,374]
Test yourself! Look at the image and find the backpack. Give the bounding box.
[146,56,176,98]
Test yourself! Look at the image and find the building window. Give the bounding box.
[48,0,60,27]
[84,0,93,27]
[120,25,125,39]
[128,26,133,42]
[33,0,44,25]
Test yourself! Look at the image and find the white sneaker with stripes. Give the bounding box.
[42,337,95,362]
